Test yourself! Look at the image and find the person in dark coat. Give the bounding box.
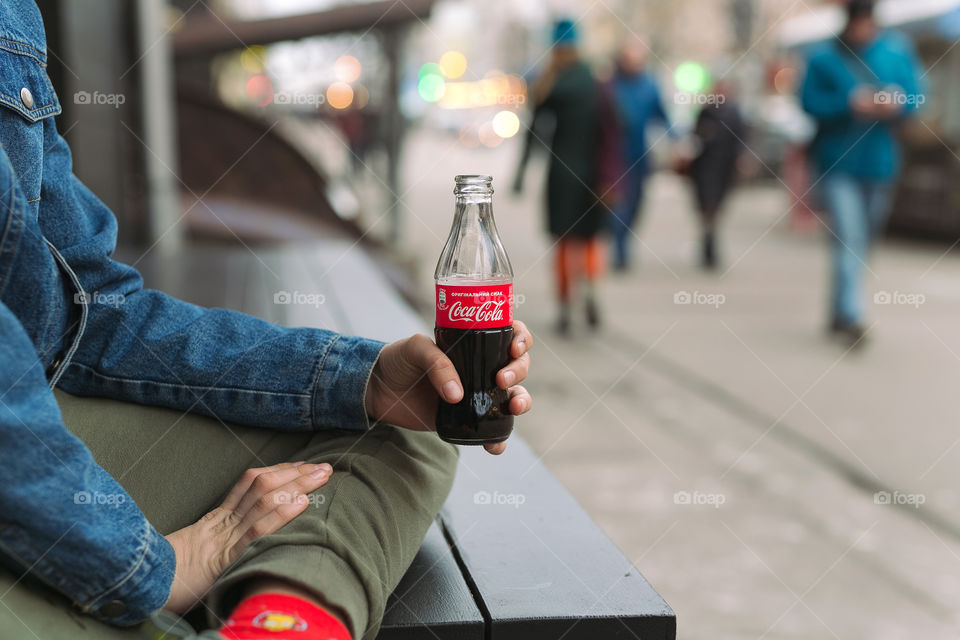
[688,81,745,269]
[515,19,618,334]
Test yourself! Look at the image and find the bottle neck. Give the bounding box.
[435,174,512,282]
[453,195,493,223]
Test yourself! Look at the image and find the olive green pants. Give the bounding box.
[0,391,458,640]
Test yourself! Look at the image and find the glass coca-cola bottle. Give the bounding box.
[434,175,514,445]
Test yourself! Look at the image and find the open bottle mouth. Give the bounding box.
[454,174,494,197]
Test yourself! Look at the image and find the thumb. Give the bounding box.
[410,336,463,403]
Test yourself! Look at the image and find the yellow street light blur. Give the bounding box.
[240,45,267,74]
[334,55,362,83]
[492,110,520,138]
[439,50,467,79]
[437,74,525,109]
[326,82,354,109]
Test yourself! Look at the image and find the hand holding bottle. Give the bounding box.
[364,321,533,455]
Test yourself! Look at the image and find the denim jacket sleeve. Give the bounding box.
[0,302,176,626]
[40,128,386,433]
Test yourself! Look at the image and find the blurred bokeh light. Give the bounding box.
[491,110,520,138]
[326,82,354,109]
[334,54,362,83]
[438,50,468,79]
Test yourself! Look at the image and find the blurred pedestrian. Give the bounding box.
[336,107,373,175]
[686,80,745,270]
[514,19,619,335]
[800,0,923,344]
[610,41,673,271]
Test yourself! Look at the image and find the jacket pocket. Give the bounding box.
[0,44,61,203]
[0,42,61,122]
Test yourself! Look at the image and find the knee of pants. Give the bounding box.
[215,428,459,631]
[299,425,459,538]
[306,429,458,607]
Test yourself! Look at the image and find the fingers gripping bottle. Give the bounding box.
[435,175,515,445]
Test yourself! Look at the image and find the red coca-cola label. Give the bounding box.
[436,283,513,329]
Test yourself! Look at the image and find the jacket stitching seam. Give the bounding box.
[0,166,23,295]
[0,44,46,66]
[310,336,340,428]
[0,96,59,122]
[0,94,57,111]
[0,38,47,59]
[78,520,153,613]
[43,238,86,389]
[68,362,312,398]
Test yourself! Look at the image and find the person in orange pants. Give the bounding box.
[514,19,620,334]
[555,237,606,331]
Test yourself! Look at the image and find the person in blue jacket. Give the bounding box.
[610,41,674,271]
[800,0,923,344]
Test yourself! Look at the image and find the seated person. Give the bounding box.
[0,2,533,639]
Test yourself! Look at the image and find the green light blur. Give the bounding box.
[674,62,710,93]
[418,73,446,102]
[419,62,442,80]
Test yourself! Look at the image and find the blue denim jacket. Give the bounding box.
[0,0,384,626]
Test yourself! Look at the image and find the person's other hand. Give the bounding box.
[851,85,902,120]
[162,462,332,614]
[850,87,876,118]
[365,320,533,455]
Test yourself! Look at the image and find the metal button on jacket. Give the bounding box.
[98,600,126,618]
[20,87,34,109]
[46,355,63,379]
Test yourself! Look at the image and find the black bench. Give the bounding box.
[130,239,677,639]
[384,437,676,639]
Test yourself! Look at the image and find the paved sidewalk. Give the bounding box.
[394,128,960,639]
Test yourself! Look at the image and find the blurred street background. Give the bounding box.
[40,0,960,637]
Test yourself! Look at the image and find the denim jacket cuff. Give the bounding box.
[311,335,386,431]
[82,522,176,626]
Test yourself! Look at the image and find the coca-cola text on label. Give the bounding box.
[436,283,513,329]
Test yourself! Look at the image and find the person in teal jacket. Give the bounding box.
[800,0,923,344]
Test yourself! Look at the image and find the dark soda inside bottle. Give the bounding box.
[435,326,514,444]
